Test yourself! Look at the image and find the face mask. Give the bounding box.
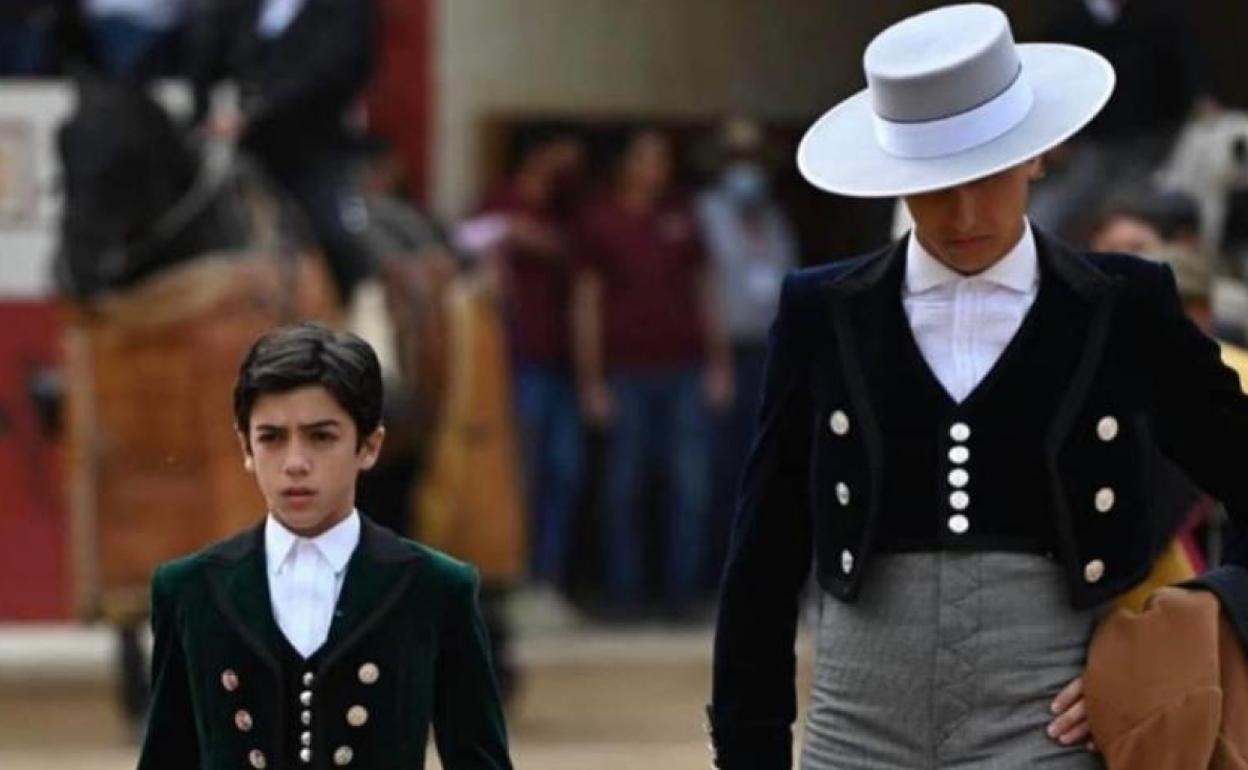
[721,163,769,206]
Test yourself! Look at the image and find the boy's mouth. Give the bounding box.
[282,488,316,501]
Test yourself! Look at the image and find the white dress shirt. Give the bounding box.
[902,221,1040,403]
[265,509,360,658]
[258,0,307,38]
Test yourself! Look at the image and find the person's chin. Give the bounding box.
[272,502,336,536]
[943,237,999,269]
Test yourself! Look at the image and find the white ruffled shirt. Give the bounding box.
[902,220,1040,403]
[265,509,360,658]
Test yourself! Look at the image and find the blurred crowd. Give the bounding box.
[468,121,799,620]
[6,0,1248,628]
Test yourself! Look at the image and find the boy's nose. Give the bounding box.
[283,450,311,475]
[951,187,978,231]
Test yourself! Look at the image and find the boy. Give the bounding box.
[137,323,512,769]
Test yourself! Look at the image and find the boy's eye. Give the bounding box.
[256,434,278,444]
[310,432,335,442]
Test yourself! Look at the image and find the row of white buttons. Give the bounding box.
[1086,415,1118,584]
[835,408,854,569]
[947,422,971,535]
[832,414,853,558]
[300,674,315,764]
[1082,416,1118,584]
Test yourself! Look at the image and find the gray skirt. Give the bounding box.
[801,552,1106,770]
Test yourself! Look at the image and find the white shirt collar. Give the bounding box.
[905,219,1038,295]
[265,509,360,575]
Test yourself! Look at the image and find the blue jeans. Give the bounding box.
[0,22,52,75]
[603,368,710,606]
[515,364,583,585]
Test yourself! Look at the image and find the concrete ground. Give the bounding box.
[0,623,813,769]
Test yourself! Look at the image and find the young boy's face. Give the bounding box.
[238,385,384,537]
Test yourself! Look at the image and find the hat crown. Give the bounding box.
[864,4,1020,123]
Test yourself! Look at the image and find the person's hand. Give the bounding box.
[1048,676,1096,751]
[579,380,615,427]
[704,361,735,412]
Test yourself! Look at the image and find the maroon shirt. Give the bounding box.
[481,185,572,365]
[574,194,707,371]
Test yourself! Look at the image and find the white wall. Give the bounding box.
[0,81,191,299]
[430,0,908,218]
[0,81,75,299]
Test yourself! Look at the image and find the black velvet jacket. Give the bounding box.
[708,231,1248,768]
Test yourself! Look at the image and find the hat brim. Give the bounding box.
[796,44,1115,198]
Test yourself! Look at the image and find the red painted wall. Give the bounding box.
[367,0,433,205]
[0,301,70,620]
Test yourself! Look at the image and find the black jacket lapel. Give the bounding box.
[820,239,905,557]
[1038,229,1124,573]
[319,519,420,672]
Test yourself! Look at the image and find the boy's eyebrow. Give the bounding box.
[253,420,343,432]
[298,420,342,431]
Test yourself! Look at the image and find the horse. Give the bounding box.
[54,78,256,299]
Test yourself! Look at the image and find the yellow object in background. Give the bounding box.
[1114,342,1248,612]
[1221,342,1248,392]
[1114,542,1199,613]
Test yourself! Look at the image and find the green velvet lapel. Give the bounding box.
[201,517,420,676]
[203,523,284,676]
[319,518,421,672]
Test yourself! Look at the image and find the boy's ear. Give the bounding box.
[236,430,255,472]
[358,425,386,471]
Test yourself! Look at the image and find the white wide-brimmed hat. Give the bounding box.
[797,4,1115,198]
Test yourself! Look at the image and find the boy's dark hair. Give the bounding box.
[233,323,383,450]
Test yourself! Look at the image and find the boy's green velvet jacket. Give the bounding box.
[136,517,513,769]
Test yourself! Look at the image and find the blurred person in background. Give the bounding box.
[1089,191,1216,326]
[1088,190,1248,380]
[573,128,732,616]
[697,116,799,587]
[83,0,188,79]
[1031,0,1217,241]
[186,0,377,306]
[479,129,586,621]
